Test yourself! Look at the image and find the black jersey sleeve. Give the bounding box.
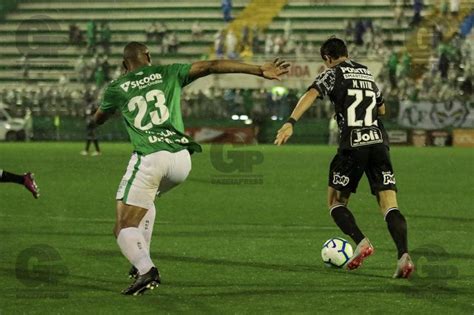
[307,68,336,99]
[374,83,385,107]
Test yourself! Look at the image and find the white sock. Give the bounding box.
[117,227,154,275]
[139,204,156,253]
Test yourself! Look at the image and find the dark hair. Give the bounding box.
[320,37,348,61]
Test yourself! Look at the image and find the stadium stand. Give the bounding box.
[0,0,250,84]
[0,0,423,86]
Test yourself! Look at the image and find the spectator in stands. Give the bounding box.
[295,41,304,59]
[74,55,87,83]
[214,30,225,57]
[354,20,365,45]
[283,19,292,42]
[58,74,69,86]
[460,72,472,97]
[234,89,244,113]
[99,22,111,54]
[363,25,374,52]
[285,37,296,54]
[146,22,159,43]
[101,56,111,81]
[222,0,233,22]
[191,21,203,40]
[157,22,168,44]
[86,20,97,53]
[439,51,450,80]
[394,0,404,26]
[69,23,82,45]
[251,25,261,54]
[432,23,443,49]
[306,41,315,55]
[273,34,284,54]
[168,32,179,53]
[94,64,105,87]
[241,24,250,47]
[411,0,423,26]
[344,20,354,43]
[226,29,238,59]
[388,50,398,88]
[264,34,274,57]
[459,11,474,37]
[161,34,170,54]
[400,50,412,77]
[450,0,460,16]
[20,54,29,79]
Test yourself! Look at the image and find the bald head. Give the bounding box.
[123,42,151,71]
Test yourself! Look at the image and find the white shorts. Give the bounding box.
[116,149,192,209]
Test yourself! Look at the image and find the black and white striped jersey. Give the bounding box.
[308,60,389,150]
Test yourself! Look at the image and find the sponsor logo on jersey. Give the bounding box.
[340,67,372,74]
[340,67,374,81]
[333,173,350,186]
[382,171,396,185]
[350,127,383,147]
[120,73,162,92]
[120,81,130,92]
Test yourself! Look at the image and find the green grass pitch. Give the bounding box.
[0,142,473,314]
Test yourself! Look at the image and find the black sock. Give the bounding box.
[0,170,24,184]
[93,140,100,152]
[385,208,408,259]
[330,205,365,244]
[85,140,91,151]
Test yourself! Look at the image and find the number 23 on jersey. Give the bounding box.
[127,89,169,130]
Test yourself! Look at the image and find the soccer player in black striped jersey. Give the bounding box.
[274,37,414,278]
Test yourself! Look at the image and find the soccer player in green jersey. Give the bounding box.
[92,42,289,295]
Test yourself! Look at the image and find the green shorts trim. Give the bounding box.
[123,155,141,203]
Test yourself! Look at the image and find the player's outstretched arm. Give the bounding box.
[188,58,290,81]
[274,88,319,146]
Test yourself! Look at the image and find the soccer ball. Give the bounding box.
[321,237,353,268]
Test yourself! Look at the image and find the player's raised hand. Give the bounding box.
[274,122,293,146]
[261,58,290,80]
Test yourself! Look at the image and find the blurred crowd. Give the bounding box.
[0,85,335,122]
[0,85,102,118]
[8,0,472,125]
[378,14,473,107]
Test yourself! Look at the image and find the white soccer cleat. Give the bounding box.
[346,237,374,270]
[393,253,415,279]
[80,150,88,156]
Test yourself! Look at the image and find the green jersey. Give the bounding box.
[100,64,202,155]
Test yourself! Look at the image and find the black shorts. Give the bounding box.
[328,145,397,195]
[86,127,97,140]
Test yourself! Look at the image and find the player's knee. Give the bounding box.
[378,190,398,213]
[329,195,349,209]
[118,216,140,229]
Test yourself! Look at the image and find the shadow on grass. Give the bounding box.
[407,214,474,223]
[158,253,317,273]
